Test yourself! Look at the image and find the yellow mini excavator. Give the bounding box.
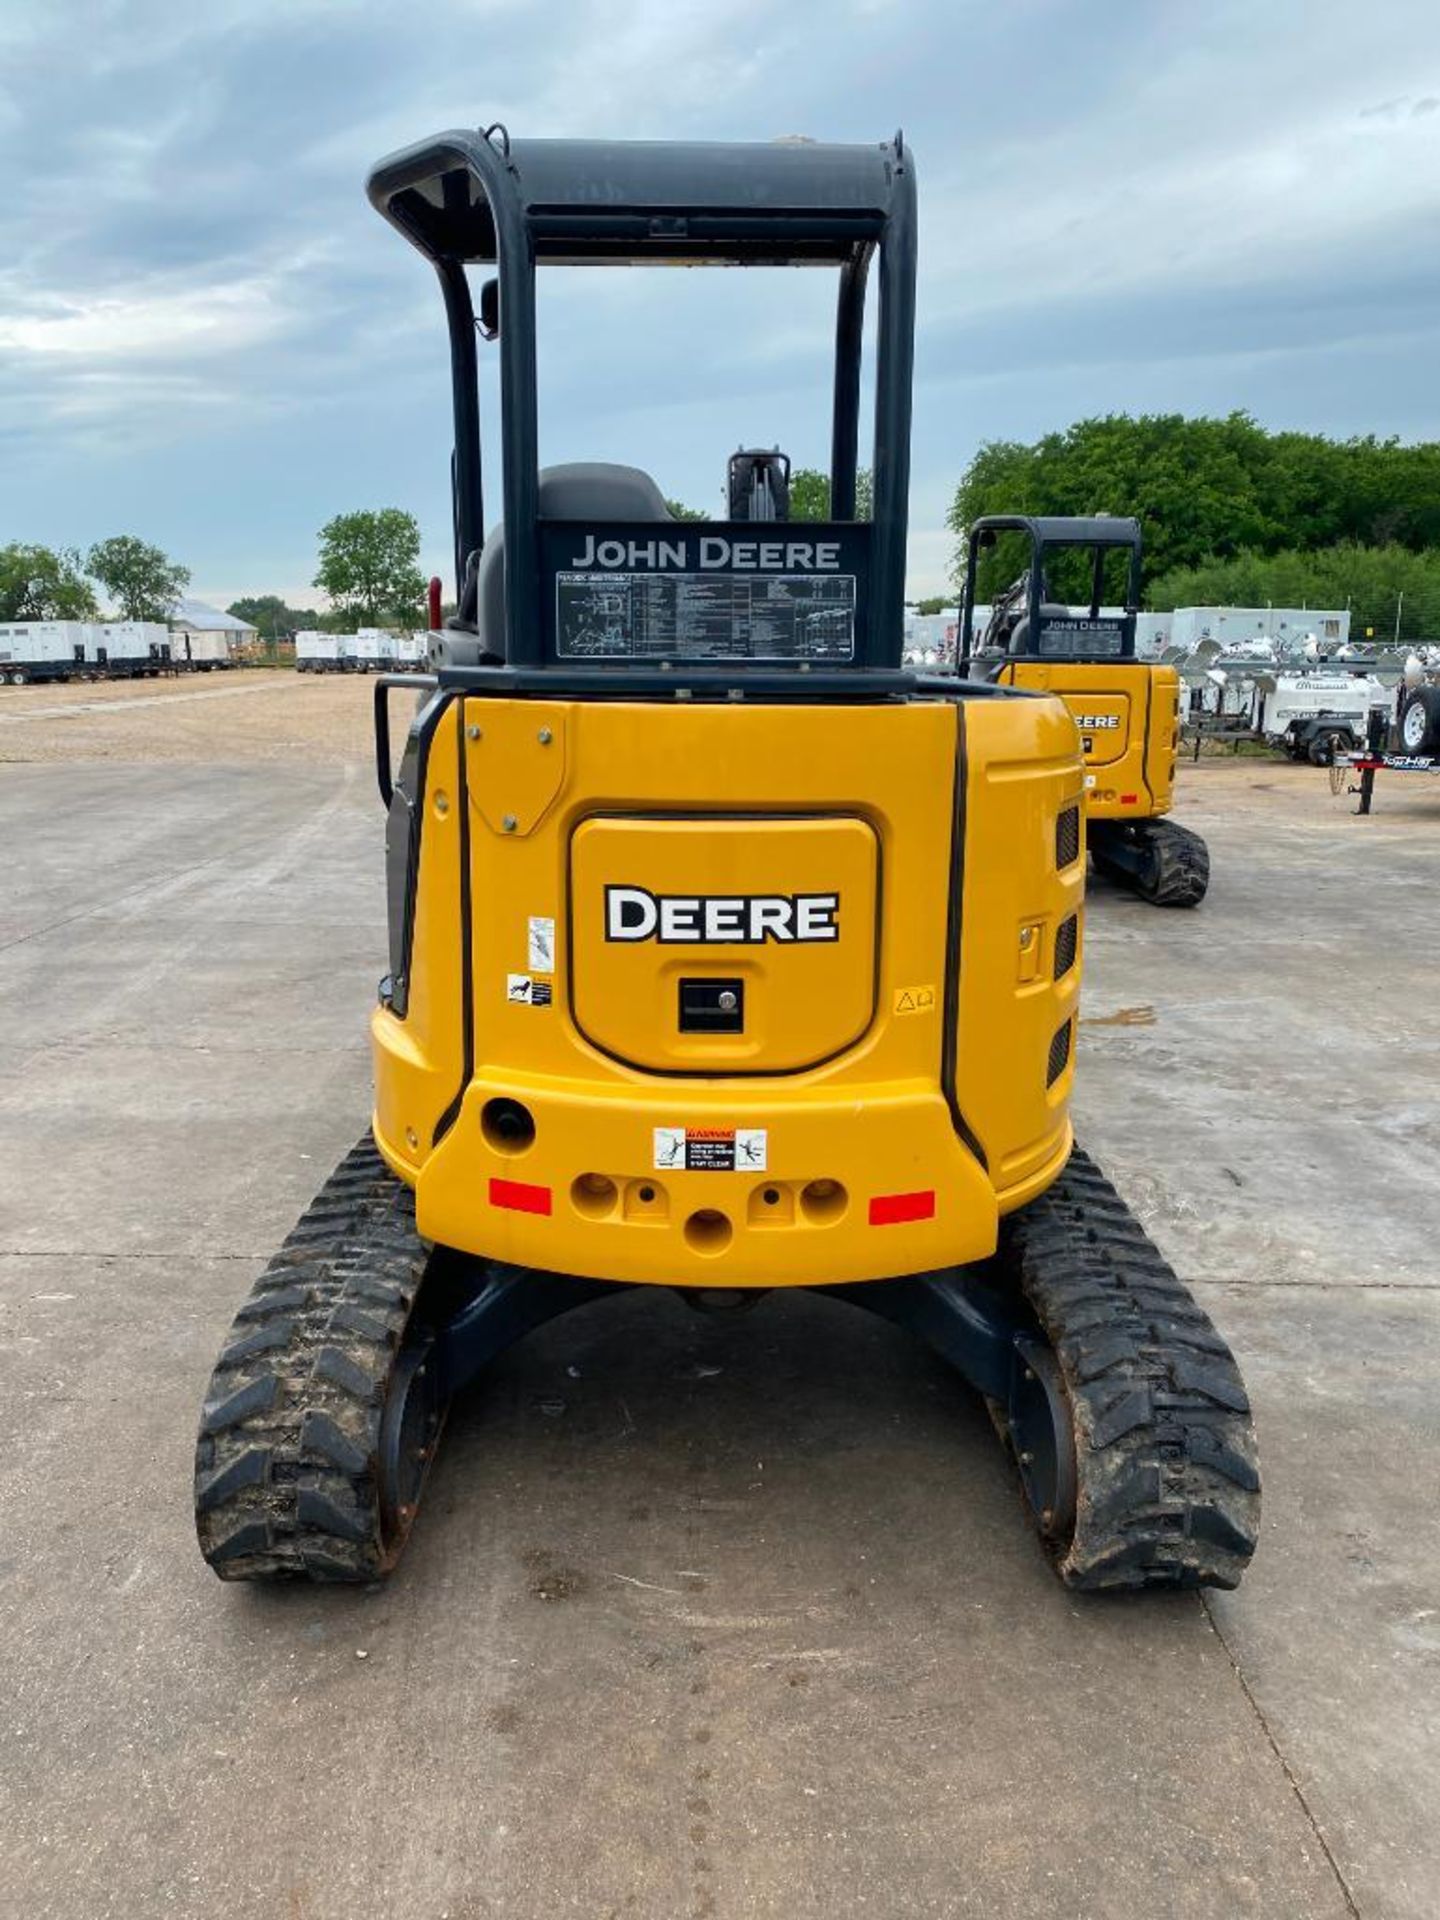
[194,126,1257,1591]
[960,516,1210,907]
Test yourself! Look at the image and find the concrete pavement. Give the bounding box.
[0,740,1434,1919]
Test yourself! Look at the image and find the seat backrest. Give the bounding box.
[435,463,674,668]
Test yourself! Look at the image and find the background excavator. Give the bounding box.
[960,514,1210,907]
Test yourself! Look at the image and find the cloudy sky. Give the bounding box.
[3,0,1439,608]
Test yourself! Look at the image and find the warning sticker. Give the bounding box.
[507,974,553,1007]
[528,915,555,974]
[892,984,936,1017]
[653,1126,768,1173]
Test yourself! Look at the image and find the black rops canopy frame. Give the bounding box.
[366,127,917,673]
[958,514,1144,668]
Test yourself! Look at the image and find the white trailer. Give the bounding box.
[396,634,426,667]
[0,621,89,684]
[171,629,231,671]
[1183,664,1393,762]
[1247,671,1392,759]
[295,632,342,673]
[86,622,171,677]
[354,628,399,671]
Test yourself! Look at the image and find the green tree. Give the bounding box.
[0,543,98,620]
[912,595,951,616]
[664,498,708,522]
[314,509,425,625]
[228,594,312,638]
[789,467,874,521]
[948,413,1440,596]
[86,535,189,620]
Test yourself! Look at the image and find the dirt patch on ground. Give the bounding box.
[0,669,377,766]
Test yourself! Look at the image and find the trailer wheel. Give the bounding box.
[1307,728,1351,767]
[1399,688,1440,753]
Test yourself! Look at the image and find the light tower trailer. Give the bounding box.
[1249,670,1393,765]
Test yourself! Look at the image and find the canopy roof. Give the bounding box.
[367,129,906,265]
[973,514,1142,548]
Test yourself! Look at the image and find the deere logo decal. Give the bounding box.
[605,885,839,944]
[1073,713,1122,729]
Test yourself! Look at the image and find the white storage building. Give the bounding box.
[1159,606,1350,654]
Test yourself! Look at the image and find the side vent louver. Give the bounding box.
[1054,913,1078,979]
[1046,1019,1072,1088]
[1055,805,1081,869]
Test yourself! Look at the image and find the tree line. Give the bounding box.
[950,413,1440,642]
[12,426,1437,644]
[1,509,428,634]
[0,537,190,623]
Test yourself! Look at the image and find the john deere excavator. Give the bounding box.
[960,516,1210,907]
[194,127,1257,1591]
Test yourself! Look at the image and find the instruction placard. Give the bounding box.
[653,1126,768,1173]
[528,916,555,973]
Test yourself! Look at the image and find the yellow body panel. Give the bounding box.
[372,693,1084,1288]
[996,660,1180,822]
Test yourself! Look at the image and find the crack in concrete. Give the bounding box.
[1208,1279,1435,1293]
[0,851,238,955]
[0,1249,271,1261]
[1201,1595,1363,1919]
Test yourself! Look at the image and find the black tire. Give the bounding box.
[999,1148,1260,1591]
[1307,728,1351,767]
[194,1136,445,1582]
[1398,686,1440,754]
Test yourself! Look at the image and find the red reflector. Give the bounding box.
[1120,793,1138,805]
[869,1189,936,1226]
[489,1177,552,1216]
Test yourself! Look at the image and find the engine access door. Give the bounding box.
[1059,687,1131,767]
[1002,661,1135,768]
[569,814,879,1073]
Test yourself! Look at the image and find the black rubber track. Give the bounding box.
[194,1136,435,1582]
[1093,817,1210,908]
[997,1148,1260,1591]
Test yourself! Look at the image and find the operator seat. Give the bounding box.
[434,462,674,668]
